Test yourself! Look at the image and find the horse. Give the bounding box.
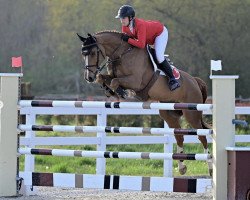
[77,31,212,176]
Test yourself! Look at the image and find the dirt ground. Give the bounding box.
[0,187,212,200]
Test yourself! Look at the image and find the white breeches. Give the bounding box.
[154,26,168,63]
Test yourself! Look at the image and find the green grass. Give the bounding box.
[19,115,249,177]
[19,131,214,177]
[19,140,249,177]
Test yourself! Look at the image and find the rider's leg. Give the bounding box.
[158,59,180,91]
[155,26,180,91]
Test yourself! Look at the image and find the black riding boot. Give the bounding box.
[158,59,180,91]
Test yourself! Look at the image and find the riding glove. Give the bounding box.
[121,34,130,42]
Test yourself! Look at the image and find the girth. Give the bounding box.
[135,71,160,101]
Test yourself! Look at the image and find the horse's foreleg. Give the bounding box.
[110,75,141,98]
[96,74,119,98]
[110,75,142,90]
[96,73,113,85]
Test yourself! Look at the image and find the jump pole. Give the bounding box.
[211,75,238,200]
[0,74,21,196]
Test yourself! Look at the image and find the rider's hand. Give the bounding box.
[121,34,130,42]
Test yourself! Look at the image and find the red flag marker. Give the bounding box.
[12,56,23,68]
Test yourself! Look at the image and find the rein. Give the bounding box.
[82,37,133,80]
[106,41,133,78]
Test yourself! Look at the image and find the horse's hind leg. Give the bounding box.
[159,110,187,175]
[183,110,212,176]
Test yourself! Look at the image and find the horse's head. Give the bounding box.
[77,33,106,83]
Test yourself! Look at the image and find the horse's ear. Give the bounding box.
[87,33,96,42]
[76,33,86,42]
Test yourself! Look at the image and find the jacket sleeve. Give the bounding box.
[128,23,146,48]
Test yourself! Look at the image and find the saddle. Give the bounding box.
[147,45,180,80]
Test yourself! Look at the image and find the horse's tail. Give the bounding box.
[194,77,212,129]
[194,77,207,103]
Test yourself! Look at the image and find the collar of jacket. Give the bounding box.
[127,18,135,28]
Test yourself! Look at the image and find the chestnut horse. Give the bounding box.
[77,31,212,176]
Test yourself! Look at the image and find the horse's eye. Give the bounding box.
[82,50,89,56]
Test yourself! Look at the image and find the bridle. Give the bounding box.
[81,35,133,82]
[81,41,106,82]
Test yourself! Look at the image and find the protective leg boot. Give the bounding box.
[158,60,180,91]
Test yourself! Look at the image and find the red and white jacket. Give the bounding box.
[122,18,164,48]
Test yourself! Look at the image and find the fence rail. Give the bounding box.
[19,106,250,179]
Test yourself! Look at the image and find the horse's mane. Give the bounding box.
[95,30,122,36]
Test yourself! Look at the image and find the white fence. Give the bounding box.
[0,74,247,198]
[20,106,250,177]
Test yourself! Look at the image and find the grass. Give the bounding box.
[19,131,213,177]
[19,115,249,177]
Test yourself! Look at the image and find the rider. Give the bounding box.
[115,5,180,91]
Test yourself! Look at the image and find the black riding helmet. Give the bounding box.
[115,5,135,19]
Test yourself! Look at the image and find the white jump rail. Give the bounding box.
[18,148,212,161]
[19,100,212,111]
[18,124,213,136]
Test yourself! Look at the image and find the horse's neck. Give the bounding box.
[96,33,127,58]
[97,33,155,86]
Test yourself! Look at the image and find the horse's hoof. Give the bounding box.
[207,159,213,177]
[179,165,187,175]
[125,89,136,98]
[104,91,112,97]
[209,169,213,177]
[96,74,103,83]
[115,87,127,99]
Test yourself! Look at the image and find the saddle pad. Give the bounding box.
[146,45,180,80]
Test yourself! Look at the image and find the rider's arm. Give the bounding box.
[127,23,146,48]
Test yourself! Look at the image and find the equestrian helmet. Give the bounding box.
[115,5,135,19]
